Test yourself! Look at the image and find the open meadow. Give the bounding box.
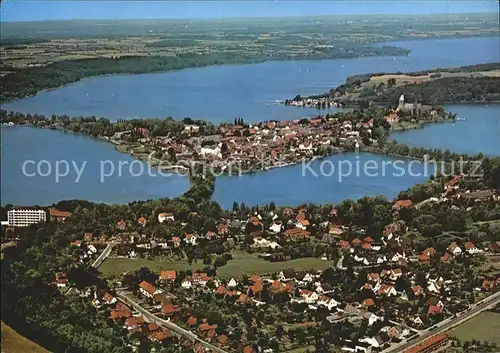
[1,322,51,353]
[448,311,500,345]
[100,252,332,278]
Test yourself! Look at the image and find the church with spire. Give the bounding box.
[396,94,423,115]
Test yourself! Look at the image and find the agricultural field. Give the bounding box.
[1,322,51,353]
[99,252,332,279]
[321,63,500,105]
[1,13,498,69]
[2,13,498,102]
[448,311,500,345]
[367,70,500,88]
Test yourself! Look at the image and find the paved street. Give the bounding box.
[117,291,229,353]
[91,242,117,268]
[384,291,500,352]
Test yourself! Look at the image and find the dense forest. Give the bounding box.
[308,63,500,104]
[0,45,409,103]
[368,76,500,104]
[343,63,500,86]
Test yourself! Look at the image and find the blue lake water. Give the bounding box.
[212,152,429,209]
[1,36,499,206]
[0,126,189,206]
[0,126,428,207]
[389,104,500,157]
[2,37,499,123]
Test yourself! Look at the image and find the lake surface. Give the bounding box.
[0,126,189,206]
[2,37,499,123]
[212,152,429,208]
[1,126,429,207]
[390,104,500,157]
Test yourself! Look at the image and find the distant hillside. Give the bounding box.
[1,322,50,353]
[367,76,500,104]
[312,63,500,105]
[1,12,498,41]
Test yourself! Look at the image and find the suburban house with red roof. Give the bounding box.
[139,281,162,299]
[137,216,147,227]
[464,241,480,255]
[160,270,177,282]
[49,208,72,222]
[116,219,126,230]
[393,199,413,210]
[158,212,175,223]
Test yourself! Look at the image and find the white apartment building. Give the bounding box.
[7,208,47,227]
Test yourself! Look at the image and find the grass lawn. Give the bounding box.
[1,321,51,353]
[448,311,500,345]
[100,252,332,279]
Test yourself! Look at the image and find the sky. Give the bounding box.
[1,1,498,22]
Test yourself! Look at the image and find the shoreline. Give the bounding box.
[0,48,412,105]
[1,115,457,178]
[280,61,500,108]
[3,35,496,106]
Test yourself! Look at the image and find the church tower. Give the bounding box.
[398,94,405,110]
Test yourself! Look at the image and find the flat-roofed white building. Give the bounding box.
[7,208,46,227]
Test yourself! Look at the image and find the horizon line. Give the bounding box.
[2,11,498,24]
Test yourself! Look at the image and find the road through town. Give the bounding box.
[91,242,117,268]
[117,291,229,353]
[384,291,500,353]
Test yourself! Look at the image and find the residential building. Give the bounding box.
[160,270,177,282]
[269,220,283,233]
[464,241,480,255]
[227,278,238,288]
[8,208,46,227]
[192,273,212,286]
[139,281,161,299]
[184,233,198,245]
[158,213,175,223]
[447,242,462,256]
[404,334,448,353]
[48,207,72,222]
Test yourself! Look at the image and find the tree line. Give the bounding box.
[371,76,500,104]
[0,110,217,138]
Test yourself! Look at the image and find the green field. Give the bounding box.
[448,311,500,344]
[1,322,51,353]
[100,252,332,278]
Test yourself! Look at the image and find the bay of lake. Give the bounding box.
[1,126,429,207]
[389,104,500,157]
[212,152,430,209]
[0,126,189,206]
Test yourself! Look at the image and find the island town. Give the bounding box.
[1,91,457,182]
